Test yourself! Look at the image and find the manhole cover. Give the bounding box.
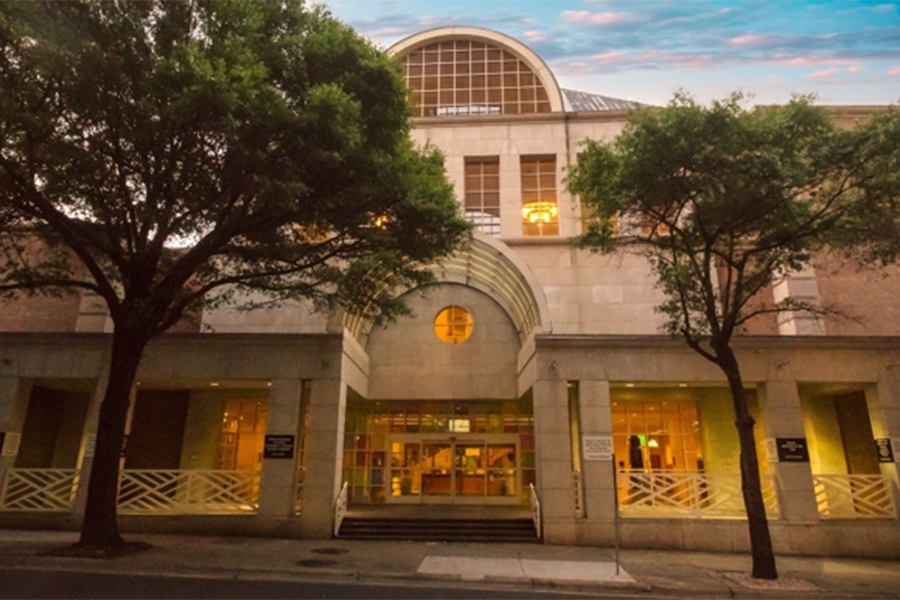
[311,547,349,555]
[296,559,338,568]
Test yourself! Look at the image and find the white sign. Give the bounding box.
[449,419,470,433]
[582,435,613,461]
[83,434,97,458]
[764,438,779,463]
[1,432,21,458]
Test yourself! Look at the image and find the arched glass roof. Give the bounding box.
[389,27,564,117]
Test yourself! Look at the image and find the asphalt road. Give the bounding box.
[0,568,626,600]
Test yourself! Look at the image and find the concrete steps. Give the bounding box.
[337,517,540,543]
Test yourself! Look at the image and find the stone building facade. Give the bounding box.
[1,26,899,558]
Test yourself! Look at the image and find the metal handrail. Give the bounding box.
[529,483,542,539]
[333,481,349,537]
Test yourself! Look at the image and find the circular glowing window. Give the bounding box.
[434,305,474,344]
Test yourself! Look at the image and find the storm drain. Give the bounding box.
[311,547,349,555]
[296,559,339,568]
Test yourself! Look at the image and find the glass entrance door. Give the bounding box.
[422,443,452,497]
[389,435,519,504]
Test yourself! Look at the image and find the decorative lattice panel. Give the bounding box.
[117,470,260,514]
[814,474,897,519]
[0,469,79,511]
[617,472,779,519]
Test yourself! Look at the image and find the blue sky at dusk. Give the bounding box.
[321,0,900,106]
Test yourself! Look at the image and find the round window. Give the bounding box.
[434,305,473,344]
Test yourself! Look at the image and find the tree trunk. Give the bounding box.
[715,341,778,580]
[76,325,150,555]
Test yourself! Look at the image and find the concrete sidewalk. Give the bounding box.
[0,529,899,598]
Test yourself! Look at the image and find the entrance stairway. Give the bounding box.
[335,505,540,543]
[337,516,539,543]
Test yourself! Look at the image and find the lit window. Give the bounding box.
[400,40,552,118]
[521,155,559,236]
[611,399,703,472]
[464,157,500,236]
[434,305,474,344]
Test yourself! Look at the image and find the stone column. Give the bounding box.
[257,379,302,526]
[296,377,345,538]
[0,366,29,483]
[757,363,819,523]
[533,376,576,544]
[70,372,109,522]
[577,380,615,539]
[871,368,900,485]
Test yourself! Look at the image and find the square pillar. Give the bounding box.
[257,379,302,521]
[0,373,29,482]
[296,377,345,538]
[872,369,900,485]
[758,367,819,523]
[578,379,616,542]
[533,377,576,543]
[70,374,108,521]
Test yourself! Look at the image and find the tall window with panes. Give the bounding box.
[464,157,500,236]
[520,155,559,236]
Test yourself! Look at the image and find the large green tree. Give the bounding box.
[0,0,468,555]
[567,92,900,580]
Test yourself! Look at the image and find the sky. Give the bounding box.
[320,0,900,107]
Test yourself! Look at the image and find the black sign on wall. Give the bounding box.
[875,438,895,463]
[263,434,295,459]
[776,437,810,462]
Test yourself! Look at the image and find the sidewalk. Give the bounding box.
[1,529,899,598]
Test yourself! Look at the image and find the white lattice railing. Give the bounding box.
[529,483,542,538]
[117,469,260,514]
[814,474,897,519]
[617,471,779,519]
[334,481,348,537]
[0,469,80,511]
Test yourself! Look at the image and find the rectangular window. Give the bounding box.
[464,157,500,236]
[520,155,559,236]
[611,399,702,473]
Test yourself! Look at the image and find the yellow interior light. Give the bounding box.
[521,201,558,224]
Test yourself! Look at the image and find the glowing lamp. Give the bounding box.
[521,201,558,224]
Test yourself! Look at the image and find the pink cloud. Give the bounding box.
[561,10,633,26]
[592,52,627,63]
[889,66,900,75]
[729,34,765,45]
[847,65,862,73]
[806,68,837,80]
[522,30,546,43]
[638,51,717,69]
[773,56,859,67]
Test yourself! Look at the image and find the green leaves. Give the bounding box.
[568,91,896,352]
[0,0,468,332]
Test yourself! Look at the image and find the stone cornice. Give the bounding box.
[535,333,900,352]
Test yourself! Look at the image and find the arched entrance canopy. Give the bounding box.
[343,235,548,343]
